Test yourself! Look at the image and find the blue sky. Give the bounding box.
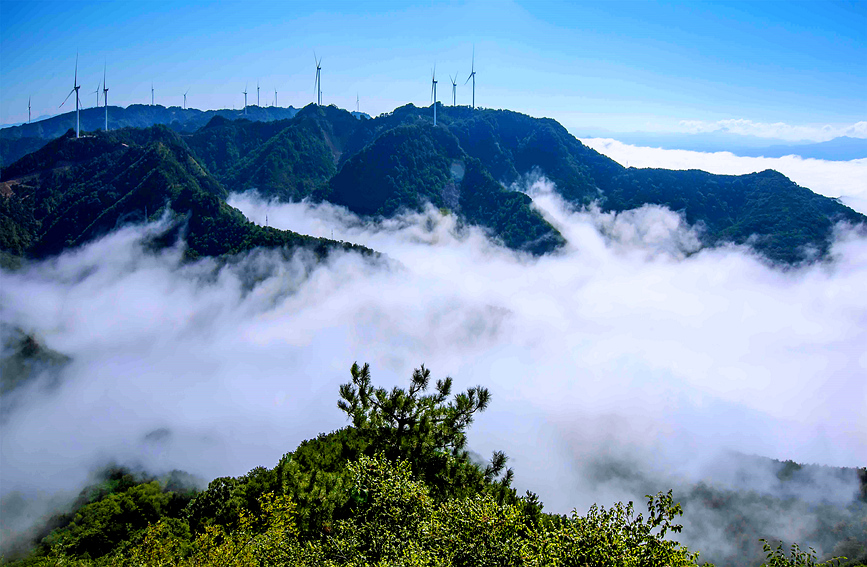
[1,0,865,140]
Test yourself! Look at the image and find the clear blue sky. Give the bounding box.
[1,0,865,138]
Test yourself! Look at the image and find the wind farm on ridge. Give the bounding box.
[27,48,481,137]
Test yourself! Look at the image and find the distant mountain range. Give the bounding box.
[0,105,304,168]
[582,131,867,161]
[1,103,864,265]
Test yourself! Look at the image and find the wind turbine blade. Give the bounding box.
[74,53,78,86]
[60,88,75,108]
[465,74,472,85]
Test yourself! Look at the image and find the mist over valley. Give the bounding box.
[2,1,866,562]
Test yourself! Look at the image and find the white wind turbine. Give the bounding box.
[431,65,438,126]
[183,88,189,109]
[465,46,476,109]
[243,84,248,115]
[314,53,322,106]
[103,63,109,131]
[59,53,81,138]
[449,73,457,106]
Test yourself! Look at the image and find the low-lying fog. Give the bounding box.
[1,172,865,561]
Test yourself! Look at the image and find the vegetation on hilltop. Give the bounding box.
[182,103,865,263]
[2,103,864,263]
[4,363,860,566]
[0,126,370,261]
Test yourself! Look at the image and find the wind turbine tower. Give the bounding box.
[183,88,189,109]
[103,64,109,131]
[449,74,457,106]
[28,96,31,124]
[92,83,100,108]
[275,88,278,107]
[431,66,438,126]
[465,46,477,109]
[243,84,248,115]
[357,92,359,113]
[314,54,322,106]
[151,82,154,106]
[60,53,81,138]
[257,81,260,107]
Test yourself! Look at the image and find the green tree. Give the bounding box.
[337,362,515,502]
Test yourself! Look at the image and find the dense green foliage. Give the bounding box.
[4,103,862,262]
[0,126,370,261]
[182,103,866,262]
[327,125,460,215]
[4,364,860,567]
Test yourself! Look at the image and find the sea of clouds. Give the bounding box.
[1,156,865,561]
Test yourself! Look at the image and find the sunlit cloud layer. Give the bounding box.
[581,138,867,214]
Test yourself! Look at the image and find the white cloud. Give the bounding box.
[581,137,867,213]
[675,119,867,142]
[1,187,865,558]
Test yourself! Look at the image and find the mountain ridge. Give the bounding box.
[2,103,864,264]
[0,126,371,264]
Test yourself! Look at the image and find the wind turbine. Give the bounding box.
[275,88,278,108]
[103,63,109,131]
[257,80,260,107]
[449,73,457,106]
[465,46,476,109]
[60,53,81,138]
[314,53,322,106]
[151,82,154,106]
[243,84,248,115]
[91,83,100,108]
[356,92,360,113]
[431,65,438,126]
[183,88,189,109]
[28,96,31,124]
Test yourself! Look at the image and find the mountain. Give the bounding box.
[2,103,864,263]
[0,126,369,263]
[585,131,867,161]
[0,105,300,167]
[739,136,867,161]
[180,103,864,263]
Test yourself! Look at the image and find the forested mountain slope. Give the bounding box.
[0,104,300,167]
[0,126,369,262]
[2,103,863,263]
[181,103,864,263]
